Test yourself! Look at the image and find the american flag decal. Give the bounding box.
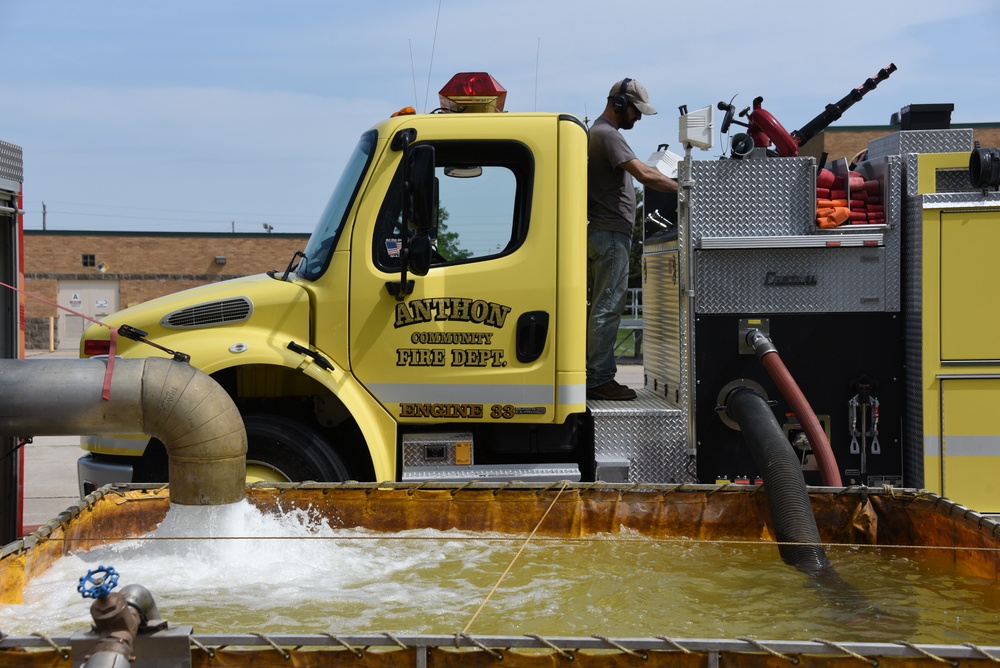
[385,239,402,258]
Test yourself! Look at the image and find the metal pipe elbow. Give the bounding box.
[138,358,247,506]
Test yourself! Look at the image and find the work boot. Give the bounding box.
[586,379,637,401]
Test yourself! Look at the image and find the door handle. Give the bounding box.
[516,311,549,363]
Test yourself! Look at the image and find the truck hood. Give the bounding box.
[81,273,313,362]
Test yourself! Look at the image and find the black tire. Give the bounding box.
[243,414,351,483]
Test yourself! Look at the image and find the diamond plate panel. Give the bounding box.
[886,157,903,310]
[903,153,921,198]
[695,247,890,313]
[901,192,924,487]
[923,191,1000,207]
[590,391,694,483]
[867,129,973,162]
[937,169,973,193]
[641,247,683,403]
[402,432,472,468]
[853,154,902,310]
[0,140,23,185]
[689,157,816,240]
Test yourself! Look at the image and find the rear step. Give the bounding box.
[588,388,693,484]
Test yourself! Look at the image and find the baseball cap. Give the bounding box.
[609,78,657,115]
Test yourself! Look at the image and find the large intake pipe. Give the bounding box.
[725,385,830,573]
[0,357,246,505]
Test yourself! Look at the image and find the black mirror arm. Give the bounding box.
[386,129,416,300]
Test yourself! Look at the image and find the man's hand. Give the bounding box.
[622,158,678,193]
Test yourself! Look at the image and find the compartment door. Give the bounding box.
[940,210,1000,361]
[939,377,1000,515]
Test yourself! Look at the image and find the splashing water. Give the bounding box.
[2,500,998,644]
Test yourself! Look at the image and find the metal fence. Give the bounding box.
[616,288,642,359]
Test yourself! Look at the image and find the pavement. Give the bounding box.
[15,349,644,536]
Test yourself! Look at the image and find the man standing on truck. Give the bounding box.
[586,78,678,401]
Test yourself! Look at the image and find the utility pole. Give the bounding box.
[42,202,46,230]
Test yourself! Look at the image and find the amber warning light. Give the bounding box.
[438,72,506,113]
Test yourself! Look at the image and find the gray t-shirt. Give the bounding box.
[587,117,637,236]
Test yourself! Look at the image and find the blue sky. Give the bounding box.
[3,0,998,234]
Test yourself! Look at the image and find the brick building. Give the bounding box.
[23,230,308,350]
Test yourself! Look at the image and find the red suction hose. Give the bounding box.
[746,330,843,487]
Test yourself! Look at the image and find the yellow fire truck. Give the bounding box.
[77,72,1000,513]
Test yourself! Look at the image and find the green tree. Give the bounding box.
[433,206,472,260]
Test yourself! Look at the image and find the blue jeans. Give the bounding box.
[586,228,631,388]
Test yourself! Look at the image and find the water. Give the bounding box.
[2,500,998,644]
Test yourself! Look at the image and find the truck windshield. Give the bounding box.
[297,130,377,281]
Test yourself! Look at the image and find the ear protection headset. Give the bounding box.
[611,78,633,113]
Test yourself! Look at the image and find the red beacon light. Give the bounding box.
[438,72,506,113]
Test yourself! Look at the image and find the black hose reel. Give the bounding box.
[970,144,1000,191]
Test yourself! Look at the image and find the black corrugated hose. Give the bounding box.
[724,386,830,573]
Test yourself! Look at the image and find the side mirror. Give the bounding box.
[408,231,432,277]
[386,133,435,300]
[409,145,435,231]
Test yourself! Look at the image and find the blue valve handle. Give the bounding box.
[78,566,120,599]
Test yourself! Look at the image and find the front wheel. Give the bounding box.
[242,414,351,483]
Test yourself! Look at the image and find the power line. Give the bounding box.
[39,209,284,226]
[22,199,315,219]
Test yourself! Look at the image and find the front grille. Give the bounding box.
[161,297,253,329]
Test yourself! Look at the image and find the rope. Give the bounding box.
[455,633,503,660]
[382,632,409,650]
[963,642,1000,663]
[189,637,216,659]
[406,481,431,496]
[324,634,363,658]
[593,635,647,660]
[655,636,693,654]
[739,636,799,664]
[491,481,515,496]
[30,633,69,661]
[115,486,169,505]
[252,633,290,660]
[810,638,878,665]
[461,481,568,635]
[450,481,475,496]
[893,640,956,666]
[525,633,575,660]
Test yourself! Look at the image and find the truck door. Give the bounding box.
[349,122,561,429]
